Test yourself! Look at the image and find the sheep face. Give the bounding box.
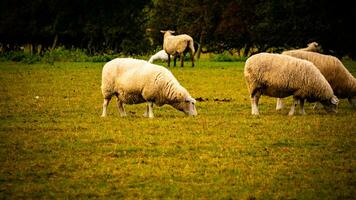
[320,95,339,114]
[171,97,197,116]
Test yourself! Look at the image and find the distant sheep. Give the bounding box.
[148,50,173,63]
[279,50,356,108]
[298,42,321,52]
[160,30,195,67]
[244,53,339,115]
[101,58,197,118]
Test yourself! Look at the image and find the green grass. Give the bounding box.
[0,60,355,199]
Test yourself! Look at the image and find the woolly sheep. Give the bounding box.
[101,58,197,118]
[275,42,321,110]
[278,50,356,108]
[244,53,339,115]
[148,50,173,63]
[160,30,195,67]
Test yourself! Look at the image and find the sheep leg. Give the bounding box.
[276,98,284,110]
[167,53,171,67]
[116,100,127,117]
[299,99,306,115]
[144,102,154,118]
[288,97,299,116]
[313,102,321,110]
[180,53,184,67]
[173,55,177,67]
[251,92,261,115]
[101,98,111,117]
[190,51,194,67]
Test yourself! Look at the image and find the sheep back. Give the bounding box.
[282,50,356,99]
[244,53,334,102]
[163,34,194,55]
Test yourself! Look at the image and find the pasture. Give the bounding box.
[0,60,355,199]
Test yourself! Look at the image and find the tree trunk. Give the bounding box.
[51,34,58,50]
[196,31,205,60]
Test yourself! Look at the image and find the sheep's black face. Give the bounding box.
[320,95,339,114]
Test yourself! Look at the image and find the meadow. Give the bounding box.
[0,59,355,199]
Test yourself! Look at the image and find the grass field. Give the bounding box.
[0,59,355,199]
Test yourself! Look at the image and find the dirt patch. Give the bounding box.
[196,97,232,102]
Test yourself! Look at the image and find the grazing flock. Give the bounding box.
[100,30,356,117]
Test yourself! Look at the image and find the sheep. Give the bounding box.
[275,41,321,110]
[101,58,197,118]
[277,50,356,108]
[160,30,195,67]
[298,41,321,52]
[244,53,339,115]
[148,50,173,63]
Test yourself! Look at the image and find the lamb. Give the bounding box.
[160,30,195,67]
[244,53,339,115]
[148,50,173,63]
[101,58,197,118]
[278,50,356,108]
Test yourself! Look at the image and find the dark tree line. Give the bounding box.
[1,0,355,58]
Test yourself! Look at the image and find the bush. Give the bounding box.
[42,47,89,62]
[210,51,247,62]
[0,51,41,64]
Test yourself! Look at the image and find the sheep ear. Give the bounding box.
[331,95,339,105]
[160,30,166,33]
[169,30,175,34]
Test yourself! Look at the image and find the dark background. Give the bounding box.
[1,0,355,58]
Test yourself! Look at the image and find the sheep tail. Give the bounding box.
[187,40,195,66]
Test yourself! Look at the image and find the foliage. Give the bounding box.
[1,1,355,58]
[210,51,247,62]
[0,61,355,199]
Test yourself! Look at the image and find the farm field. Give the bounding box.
[0,60,355,199]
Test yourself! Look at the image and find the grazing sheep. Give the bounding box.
[101,58,197,118]
[275,42,321,110]
[160,30,195,67]
[244,53,339,115]
[279,50,356,108]
[148,50,173,63]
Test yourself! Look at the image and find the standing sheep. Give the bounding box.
[278,50,356,108]
[148,50,173,63]
[101,58,197,118]
[160,30,195,67]
[244,53,339,115]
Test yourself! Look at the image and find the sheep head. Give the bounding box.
[306,41,322,52]
[320,95,339,114]
[171,97,197,116]
[160,30,175,38]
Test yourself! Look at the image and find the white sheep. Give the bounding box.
[244,53,339,115]
[275,42,321,110]
[277,50,356,108]
[148,50,173,63]
[101,58,197,118]
[160,30,195,67]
